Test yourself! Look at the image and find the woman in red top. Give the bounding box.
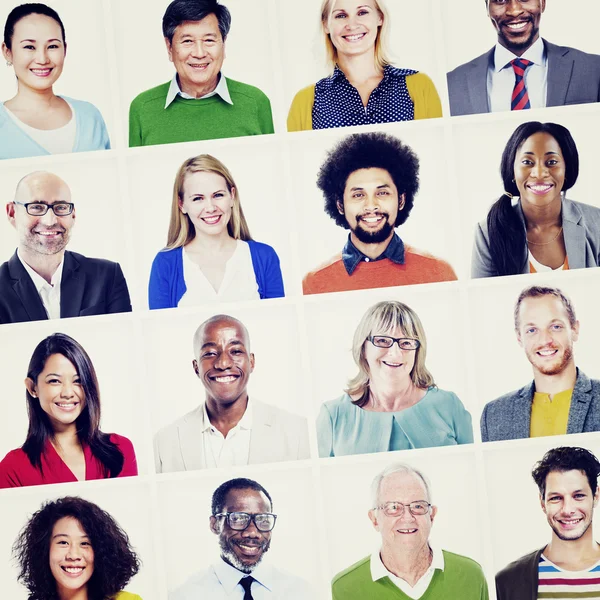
[0,333,137,488]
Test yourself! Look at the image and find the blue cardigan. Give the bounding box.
[148,241,285,309]
[317,388,473,458]
[0,96,110,159]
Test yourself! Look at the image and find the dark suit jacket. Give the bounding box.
[0,250,132,324]
[447,40,600,116]
[481,369,600,442]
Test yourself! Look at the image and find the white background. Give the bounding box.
[141,301,310,436]
[304,283,474,418]
[0,153,138,307]
[111,0,280,134]
[442,0,600,73]
[289,120,466,280]
[0,477,157,599]
[0,313,150,475]
[0,0,117,146]
[276,0,444,127]
[157,464,329,598]
[484,433,600,571]
[451,106,600,277]
[125,135,298,310]
[319,447,487,579]
[467,269,600,426]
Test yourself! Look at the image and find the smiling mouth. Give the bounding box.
[202,215,222,225]
[235,542,264,556]
[503,20,531,33]
[211,374,239,384]
[358,214,385,226]
[527,183,554,195]
[30,68,53,76]
[343,33,366,42]
[55,402,80,410]
[396,528,418,534]
[188,63,210,70]
[558,517,583,528]
[35,230,63,237]
[61,566,85,576]
[382,361,402,368]
[536,348,558,357]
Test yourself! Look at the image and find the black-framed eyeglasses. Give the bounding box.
[215,512,277,532]
[14,201,74,216]
[374,501,431,517]
[368,336,420,351]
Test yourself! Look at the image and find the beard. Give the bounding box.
[549,516,592,542]
[527,343,574,376]
[24,227,69,255]
[498,20,539,53]
[351,214,394,244]
[219,536,270,574]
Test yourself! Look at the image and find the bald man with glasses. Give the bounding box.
[0,170,131,324]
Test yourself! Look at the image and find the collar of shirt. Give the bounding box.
[201,397,253,434]
[493,37,546,73]
[331,64,416,84]
[212,557,274,595]
[164,72,233,108]
[342,232,405,275]
[17,249,64,295]
[370,543,445,583]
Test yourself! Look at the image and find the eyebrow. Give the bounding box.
[349,184,391,191]
[332,4,371,11]
[20,38,62,43]
[521,151,560,156]
[200,340,244,350]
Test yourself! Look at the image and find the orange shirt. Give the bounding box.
[302,245,457,295]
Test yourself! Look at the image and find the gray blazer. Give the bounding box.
[447,40,600,116]
[481,369,600,442]
[154,398,310,473]
[471,197,600,278]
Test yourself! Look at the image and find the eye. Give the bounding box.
[357,9,370,16]
[213,192,224,198]
[550,324,563,331]
[377,190,390,196]
[191,195,204,202]
[23,44,35,50]
[334,12,347,19]
[204,39,216,45]
[48,44,60,49]
[47,377,61,384]
[546,159,559,167]
[525,327,536,335]
[520,159,534,166]
[574,493,587,500]
[202,351,217,358]
[548,495,561,503]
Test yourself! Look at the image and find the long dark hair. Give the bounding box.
[22,333,124,478]
[486,122,579,276]
[13,496,140,600]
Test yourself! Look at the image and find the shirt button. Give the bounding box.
[364,257,370,262]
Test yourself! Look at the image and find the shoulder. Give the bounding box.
[225,77,270,101]
[442,549,485,575]
[114,592,143,600]
[484,386,526,412]
[565,198,600,221]
[157,406,202,440]
[130,82,170,110]
[108,433,134,451]
[404,245,457,277]
[304,253,344,277]
[496,548,542,581]
[66,251,121,273]
[63,97,103,119]
[291,83,316,104]
[332,555,372,588]
[253,399,306,429]
[424,387,462,406]
[405,71,436,90]
[322,394,354,416]
[152,246,182,267]
[447,49,493,79]
[546,41,600,64]
[0,447,26,466]
[246,240,278,259]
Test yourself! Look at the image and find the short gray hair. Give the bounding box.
[370,463,432,508]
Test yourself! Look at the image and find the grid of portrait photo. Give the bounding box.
[1,0,600,599]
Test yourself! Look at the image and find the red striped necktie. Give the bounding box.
[510,58,533,110]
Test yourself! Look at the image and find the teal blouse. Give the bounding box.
[317,387,473,458]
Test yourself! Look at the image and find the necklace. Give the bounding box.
[526,226,563,246]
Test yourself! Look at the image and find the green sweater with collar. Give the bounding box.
[332,550,489,600]
[129,77,274,147]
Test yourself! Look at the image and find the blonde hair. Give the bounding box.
[346,301,435,407]
[166,154,252,249]
[320,0,391,71]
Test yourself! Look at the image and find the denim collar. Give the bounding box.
[342,232,405,275]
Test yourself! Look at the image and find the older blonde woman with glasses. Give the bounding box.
[317,301,473,457]
[287,0,441,131]
[148,154,284,309]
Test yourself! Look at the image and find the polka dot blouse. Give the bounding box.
[312,64,418,129]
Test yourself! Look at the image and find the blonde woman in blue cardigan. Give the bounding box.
[317,301,473,457]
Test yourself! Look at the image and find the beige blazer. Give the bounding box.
[154,399,310,473]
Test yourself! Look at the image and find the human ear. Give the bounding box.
[572,320,580,343]
[336,200,344,215]
[398,193,406,211]
[164,37,174,62]
[1,42,12,64]
[25,377,37,397]
[209,515,220,535]
[192,359,200,377]
[368,509,379,531]
[249,353,255,372]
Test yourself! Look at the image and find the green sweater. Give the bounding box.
[128,78,274,147]
[332,551,489,600]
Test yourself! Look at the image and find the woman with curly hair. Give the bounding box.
[0,333,137,488]
[14,496,141,599]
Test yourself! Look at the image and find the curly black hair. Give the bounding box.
[532,447,600,498]
[317,131,420,229]
[212,478,273,515]
[13,496,140,600]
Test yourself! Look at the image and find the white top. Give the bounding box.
[178,240,260,306]
[529,250,565,272]
[164,72,233,108]
[487,37,547,112]
[3,100,76,154]
[370,543,445,599]
[201,399,253,469]
[170,557,314,600]
[17,250,64,319]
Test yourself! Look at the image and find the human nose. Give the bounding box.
[39,207,58,226]
[363,192,379,211]
[214,351,233,371]
[241,518,261,538]
[191,40,208,57]
[530,161,548,179]
[66,544,82,560]
[505,0,524,15]
[34,46,50,64]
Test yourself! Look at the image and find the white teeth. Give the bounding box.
[398,529,417,533]
[214,375,236,383]
[63,567,84,573]
[507,22,527,30]
[538,349,557,356]
[362,216,382,223]
[529,184,552,192]
[344,33,365,41]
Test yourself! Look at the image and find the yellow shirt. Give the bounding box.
[530,389,573,437]
[113,592,142,600]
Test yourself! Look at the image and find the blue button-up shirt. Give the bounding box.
[342,232,405,275]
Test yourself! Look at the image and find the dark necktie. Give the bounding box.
[239,575,255,600]
[510,58,533,110]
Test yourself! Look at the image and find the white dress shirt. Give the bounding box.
[178,240,260,306]
[164,72,233,108]
[201,399,253,468]
[370,543,445,599]
[487,37,547,112]
[170,557,314,600]
[17,250,64,319]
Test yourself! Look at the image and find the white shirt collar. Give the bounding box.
[212,557,274,594]
[493,36,546,73]
[201,397,253,434]
[164,72,233,108]
[370,542,445,583]
[16,249,64,293]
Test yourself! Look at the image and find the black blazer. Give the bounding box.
[0,250,132,324]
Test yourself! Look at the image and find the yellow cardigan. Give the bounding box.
[287,71,442,132]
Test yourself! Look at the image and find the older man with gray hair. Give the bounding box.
[332,462,489,599]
